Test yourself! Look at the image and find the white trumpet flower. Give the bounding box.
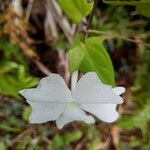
[19,71,125,129]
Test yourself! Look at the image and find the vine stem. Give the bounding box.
[83,0,98,41]
[88,29,150,48]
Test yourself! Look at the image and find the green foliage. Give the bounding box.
[118,51,150,145]
[103,0,150,18]
[134,51,150,91]
[136,4,150,19]
[87,138,100,150]
[0,37,38,97]
[51,131,83,150]
[58,0,93,23]
[0,66,38,97]
[68,36,115,86]
[86,125,101,150]
[0,37,25,64]
[22,106,31,121]
[118,103,150,132]
[135,0,150,19]
[68,46,85,72]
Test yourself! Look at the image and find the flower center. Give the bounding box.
[66,102,80,108]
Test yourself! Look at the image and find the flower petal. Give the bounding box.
[19,74,73,123]
[81,104,119,123]
[112,87,125,95]
[19,74,73,103]
[73,72,123,104]
[27,101,65,123]
[56,104,95,129]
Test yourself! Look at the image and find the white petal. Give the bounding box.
[71,71,78,92]
[19,74,73,103]
[27,101,65,123]
[112,87,125,95]
[56,103,95,129]
[73,72,123,104]
[81,104,119,123]
[19,74,73,123]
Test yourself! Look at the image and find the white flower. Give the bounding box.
[19,71,125,129]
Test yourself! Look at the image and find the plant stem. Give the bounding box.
[88,29,150,48]
[83,0,98,41]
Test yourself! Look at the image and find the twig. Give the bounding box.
[83,0,98,41]
[34,59,51,75]
[13,36,51,75]
[49,0,74,44]
[26,0,34,21]
[88,29,150,48]
[86,0,98,31]
[44,0,58,42]
[46,0,74,83]
[10,2,52,76]
[117,20,148,29]
[12,127,36,144]
[110,125,120,149]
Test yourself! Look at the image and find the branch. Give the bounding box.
[33,59,51,75]
[88,29,150,48]
[49,0,75,44]
[44,0,58,42]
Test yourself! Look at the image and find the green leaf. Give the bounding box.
[0,62,18,74]
[51,135,64,150]
[103,0,150,18]
[63,131,83,144]
[51,131,82,150]
[68,46,85,72]
[23,107,31,121]
[0,65,38,97]
[0,124,21,132]
[58,0,93,23]
[135,0,150,19]
[0,37,26,65]
[68,36,115,86]
[136,4,150,19]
